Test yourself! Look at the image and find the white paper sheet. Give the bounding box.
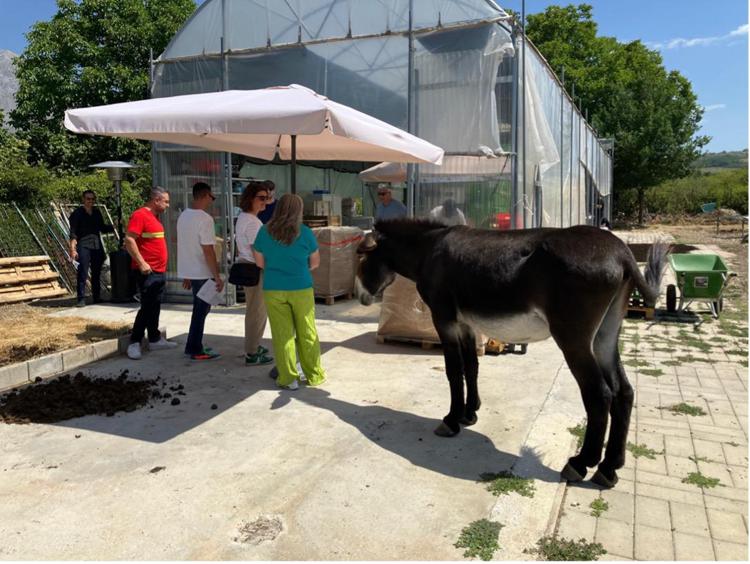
[196,279,224,305]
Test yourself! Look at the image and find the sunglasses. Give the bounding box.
[255,195,268,201]
[377,192,388,197]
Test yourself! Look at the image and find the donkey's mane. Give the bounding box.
[374,218,448,241]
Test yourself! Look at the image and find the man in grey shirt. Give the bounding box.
[375,186,407,221]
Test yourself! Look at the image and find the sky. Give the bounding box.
[0,0,747,152]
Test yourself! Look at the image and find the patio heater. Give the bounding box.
[89,161,137,303]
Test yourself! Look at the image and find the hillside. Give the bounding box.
[693,149,748,170]
[0,49,18,129]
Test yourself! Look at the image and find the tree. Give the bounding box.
[525,4,709,222]
[10,0,195,173]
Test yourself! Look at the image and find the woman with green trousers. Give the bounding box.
[252,194,327,390]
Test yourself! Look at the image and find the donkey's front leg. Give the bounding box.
[433,320,466,437]
[458,323,480,426]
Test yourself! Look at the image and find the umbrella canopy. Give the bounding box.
[64,84,444,166]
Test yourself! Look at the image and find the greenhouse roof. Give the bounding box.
[160,0,509,60]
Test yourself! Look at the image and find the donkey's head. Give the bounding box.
[355,232,396,306]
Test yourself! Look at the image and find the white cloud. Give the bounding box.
[704,104,727,112]
[647,23,748,50]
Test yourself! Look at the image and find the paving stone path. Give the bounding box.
[555,233,748,561]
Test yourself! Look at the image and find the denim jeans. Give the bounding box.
[76,246,105,301]
[184,279,213,355]
[130,271,165,344]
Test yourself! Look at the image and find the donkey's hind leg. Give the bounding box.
[591,289,634,488]
[552,326,613,483]
[458,323,480,426]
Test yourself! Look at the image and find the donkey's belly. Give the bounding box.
[459,310,551,343]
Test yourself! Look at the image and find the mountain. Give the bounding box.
[0,49,19,129]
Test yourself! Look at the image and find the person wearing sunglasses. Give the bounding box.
[235,181,274,366]
[177,182,224,360]
[68,190,115,307]
[374,184,407,221]
[256,180,277,224]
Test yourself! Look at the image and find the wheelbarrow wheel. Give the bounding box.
[712,297,724,315]
[666,284,677,313]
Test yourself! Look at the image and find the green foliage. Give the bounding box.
[589,498,609,517]
[665,403,707,417]
[525,4,709,220]
[639,368,664,377]
[524,535,607,561]
[454,519,503,561]
[694,149,748,170]
[682,472,722,489]
[10,0,195,172]
[568,423,586,448]
[626,442,662,459]
[479,471,536,498]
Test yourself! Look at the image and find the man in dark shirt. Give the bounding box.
[69,190,114,306]
[256,180,277,224]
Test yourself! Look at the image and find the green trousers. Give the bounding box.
[263,288,327,386]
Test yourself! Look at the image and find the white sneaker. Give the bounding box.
[297,362,307,382]
[279,379,299,391]
[149,338,177,351]
[127,343,142,360]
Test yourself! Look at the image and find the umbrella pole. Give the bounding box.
[291,134,297,194]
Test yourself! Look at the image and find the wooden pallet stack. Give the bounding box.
[0,256,68,305]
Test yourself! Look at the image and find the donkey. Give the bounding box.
[356,219,667,488]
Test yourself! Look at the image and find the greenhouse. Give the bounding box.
[150,0,613,301]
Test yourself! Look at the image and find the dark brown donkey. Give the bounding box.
[356,219,667,488]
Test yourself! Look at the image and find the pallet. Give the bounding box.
[626,305,655,320]
[376,334,485,356]
[315,291,353,305]
[0,255,68,305]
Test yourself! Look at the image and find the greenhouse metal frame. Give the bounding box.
[150,0,613,303]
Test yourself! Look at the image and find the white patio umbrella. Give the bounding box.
[64,84,444,192]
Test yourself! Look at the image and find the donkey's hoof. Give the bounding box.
[460,413,478,426]
[591,469,618,489]
[434,421,460,437]
[561,462,585,482]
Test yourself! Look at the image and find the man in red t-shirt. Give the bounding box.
[123,186,177,360]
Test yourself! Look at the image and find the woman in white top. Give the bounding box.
[235,182,274,365]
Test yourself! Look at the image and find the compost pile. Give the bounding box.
[0,370,159,424]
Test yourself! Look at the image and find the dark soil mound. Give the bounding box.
[0,370,159,424]
[628,243,697,262]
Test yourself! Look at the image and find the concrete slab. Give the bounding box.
[0,300,583,560]
[0,362,29,392]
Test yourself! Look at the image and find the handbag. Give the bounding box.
[229,262,261,287]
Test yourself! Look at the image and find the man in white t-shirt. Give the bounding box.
[429,198,467,226]
[177,182,225,360]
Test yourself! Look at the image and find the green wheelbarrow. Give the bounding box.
[665,253,736,318]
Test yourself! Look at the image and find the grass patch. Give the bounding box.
[524,536,607,561]
[652,346,674,353]
[661,359,683,366]
[665,402,707,416]
[682,472,722,489]
[568,423,586,449]
[627,442,662,459]
[589,498,609,517]
[725,349,748,357]
[639,368,664,377]
[675,354,711,364]
[454,519,503,561]
[479,471,535,498]
[688,455,715,463]
[623,358,651,367]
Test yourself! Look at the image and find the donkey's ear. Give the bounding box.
[357,232,378,254]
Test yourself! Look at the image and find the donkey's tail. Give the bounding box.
[630,242,670,307]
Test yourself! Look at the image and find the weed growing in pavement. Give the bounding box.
[568,423,586,448]
[524,536,607,561]
[725,349,748,357]
[675,333,711,352]
[652,346,674,353]
[688,455,715,463]
[682,472,722,489]
[664,403,707,416]
[675,354,711,364]
[726,441,740,447]
[589,498,609,517]
[640,368,664,377]
[454,519,503,561]
[479,471,536,498]
[661,359,683,366]
[627,442,662,459]
[623,358,651,367]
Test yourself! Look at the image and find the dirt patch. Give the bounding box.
[0,304,129,367]
[0,370,160,424]
[235,516,284,545]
